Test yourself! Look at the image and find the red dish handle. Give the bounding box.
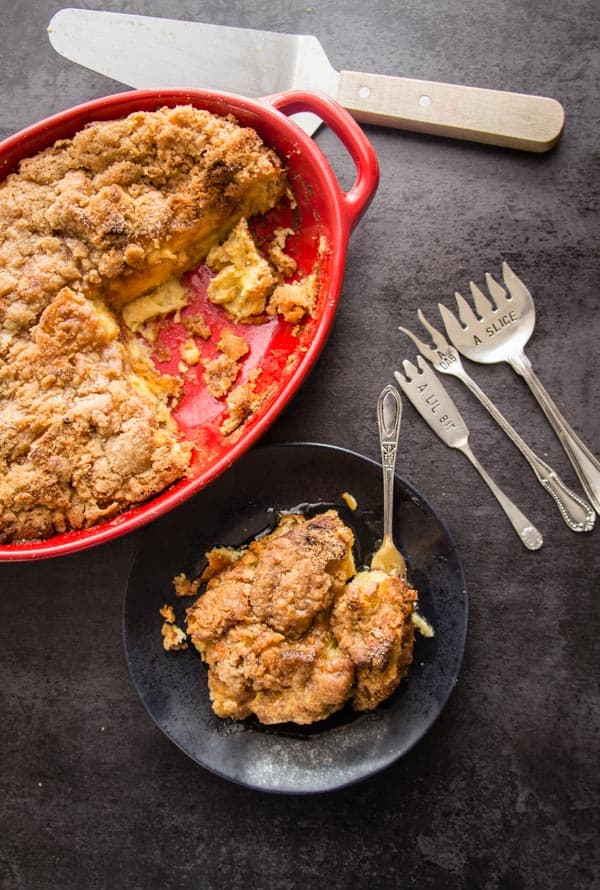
[265,90,379,231]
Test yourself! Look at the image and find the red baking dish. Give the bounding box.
[0,88,379,560]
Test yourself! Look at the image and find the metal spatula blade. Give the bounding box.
[48,9,338,136]
[48,9,339,97]
[48,8,565,150]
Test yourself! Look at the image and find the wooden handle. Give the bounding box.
[337,70,565,152]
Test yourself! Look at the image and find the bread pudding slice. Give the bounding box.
[185,511,357,723]
[181,511,420,725]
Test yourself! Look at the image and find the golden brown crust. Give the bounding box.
[185,510,358,724]
[267,272,318,324]
[203,616,355,724]
[0,288,191,542]
[0,107,286,326]
[248,512,355,638]
[159,604,176,623]
[0,106,287,542]
[219,376,266,437]
[183,510,419,724]
[161,622,189,651]
[331,570,417,710]
[172,572,201,598]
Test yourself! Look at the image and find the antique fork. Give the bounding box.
[371,384,407,578]
[438,262,600,514]
[394,356,543,550]
[399,311,595,532]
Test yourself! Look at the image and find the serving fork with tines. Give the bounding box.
[398,262,598,531]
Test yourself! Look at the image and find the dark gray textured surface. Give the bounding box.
[0,1,598,888]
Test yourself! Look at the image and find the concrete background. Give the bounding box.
[0,1,598,888]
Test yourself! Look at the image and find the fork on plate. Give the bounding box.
[437,262,600,514]
[399,310,595,532]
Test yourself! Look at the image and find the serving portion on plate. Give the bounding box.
[0,88,378,560]
[124,443,468,794]
[181,507,420,726]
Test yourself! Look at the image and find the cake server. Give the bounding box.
[47,8,565,151]
[394,356,543,549]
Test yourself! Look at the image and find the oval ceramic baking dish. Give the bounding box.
[0,88,379,560]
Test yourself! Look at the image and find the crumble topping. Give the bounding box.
[267,272,318,324]
[159,604,176,623]
[172,572,201,598]
[182,510,419,724]
[0,106,288,543]
[220,372,266,436]
[161,622,189,651]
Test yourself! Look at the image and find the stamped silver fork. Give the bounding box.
[438,262,600,514]
[394,356,543,549]
[399,311,595,532]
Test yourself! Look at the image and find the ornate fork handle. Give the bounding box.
[454,365,595,531]
[377,384,402,541]
[510,351,600,514]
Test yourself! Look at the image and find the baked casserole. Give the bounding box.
[0,106,294,542]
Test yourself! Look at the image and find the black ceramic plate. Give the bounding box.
[123,443,468,794]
